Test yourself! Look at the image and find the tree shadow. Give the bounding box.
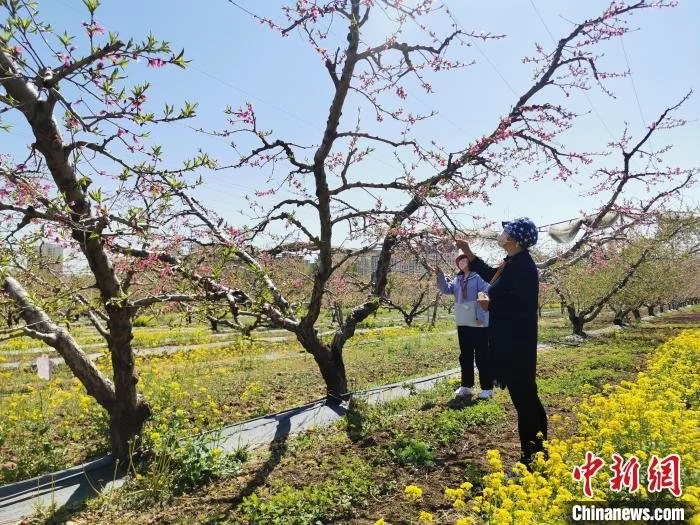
[202,398,349,523]
[201,417,292,524]
[445,396,478,410]
[344,397,368,443]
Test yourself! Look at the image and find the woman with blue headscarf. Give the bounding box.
[456,218,547,467]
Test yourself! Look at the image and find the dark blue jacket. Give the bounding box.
[470,250,539,385]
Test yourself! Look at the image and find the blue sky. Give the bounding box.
[3,0,699,247]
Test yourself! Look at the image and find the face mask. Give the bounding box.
[497,232,509,248]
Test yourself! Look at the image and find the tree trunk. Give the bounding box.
[632,309,641,321]
[210,318,219,332]
[332,302,344,328]
[560,301,566,315]
[647,305,655,316]
[565,304,586,336]
[659,304,665,313]
[110,398,151,459]
[312,347,348,399]
[538,305,543,318]
[430,295,440,328]
[298,326,348,398]
[571,317,586,336]
[107,307,151,459]
[1,45,148,461]
[612,309,631,326]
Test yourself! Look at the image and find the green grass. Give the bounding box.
[537,325,678,399]
[408,401,507,446]
[237,456,377,525]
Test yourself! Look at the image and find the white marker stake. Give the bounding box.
[37,354,54,380]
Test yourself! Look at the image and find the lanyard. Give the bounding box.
[460,274,470,300]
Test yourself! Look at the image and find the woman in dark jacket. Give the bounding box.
[456,217,547,465]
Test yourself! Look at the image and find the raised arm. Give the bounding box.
[436,270,454,295]
[455,238,498,282]
[469,257,499,283]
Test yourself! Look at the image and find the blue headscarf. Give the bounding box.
[502,217,538,248]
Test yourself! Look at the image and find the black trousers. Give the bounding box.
[506,378,548,458]
[456,326,492,389]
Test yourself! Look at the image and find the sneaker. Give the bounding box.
[454,386,473,397]
[479,389,494,399]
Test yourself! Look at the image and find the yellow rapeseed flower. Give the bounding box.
[460,481,473,492]
[442,330,700,524]
[404,484,423,502]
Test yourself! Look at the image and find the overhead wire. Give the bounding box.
[618,36,667,178]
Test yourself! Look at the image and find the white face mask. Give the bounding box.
[497,231,509,248]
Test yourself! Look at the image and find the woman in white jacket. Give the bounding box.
[437,254,493,399]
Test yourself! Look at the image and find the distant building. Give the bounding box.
[352,245,446,276]
[37,240,64,274]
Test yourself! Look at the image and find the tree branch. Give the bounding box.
[1,274,116,409]
[45,41,124,89]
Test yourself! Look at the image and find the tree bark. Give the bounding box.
[332,302,344,328]
[571,317,586,336]
[110,398,151,459]
[612,309,631,326]
[298,328,348,398]
[566,305,586,336]
[107,306,151,457]
[311,346,348,398]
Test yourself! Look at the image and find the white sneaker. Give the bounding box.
[454,386,473,397]
[479,389,494,399]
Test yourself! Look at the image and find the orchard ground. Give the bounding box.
[4,306,698,524]
[1,307,579,483]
